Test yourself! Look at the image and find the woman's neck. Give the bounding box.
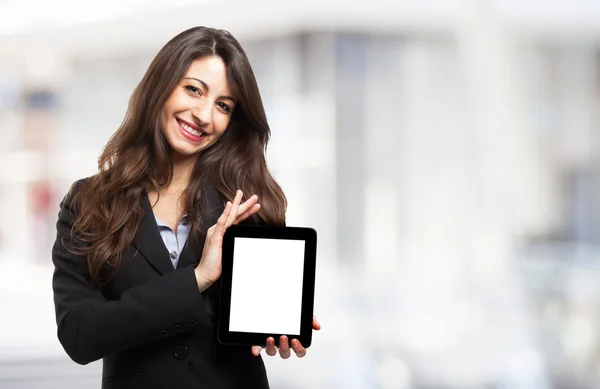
[168,153,196,194]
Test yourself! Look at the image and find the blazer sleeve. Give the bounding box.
[51,183,211,365]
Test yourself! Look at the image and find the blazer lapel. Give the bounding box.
[176,183,225,318]
[176,235,203,270]
[133,192,175,275]
[177,182,225,269]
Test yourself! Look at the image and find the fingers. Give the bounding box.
[225,190,244,228]
[260,337,306,359]
[251,346,262,356]
[225,191,261,225]
[312,315,321,330]
[233,194,259,223]
[236,194,258,215]
[212,201,232,238]
[279,336,291,359]
[234,203,261,224]
[291,338,307,358]
[209,190,261,243]
[265,337,277,357]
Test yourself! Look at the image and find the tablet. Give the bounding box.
[217,225,317,348]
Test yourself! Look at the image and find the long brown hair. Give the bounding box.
[68,26,286,283]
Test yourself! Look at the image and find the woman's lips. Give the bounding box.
[177,119,205,141]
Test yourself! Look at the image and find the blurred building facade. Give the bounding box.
[1,1,600,388]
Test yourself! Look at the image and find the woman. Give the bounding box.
[51,26,320,389]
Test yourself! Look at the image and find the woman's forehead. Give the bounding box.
[183,57,232,97]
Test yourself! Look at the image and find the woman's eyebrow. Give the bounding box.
[184,77,209,90]
[183,77,236,103]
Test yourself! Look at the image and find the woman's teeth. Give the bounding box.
[179,120,203,137]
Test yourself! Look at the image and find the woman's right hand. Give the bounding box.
[194,190,260,292]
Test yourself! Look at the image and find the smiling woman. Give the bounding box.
[160,57,236,155]
[50,26,320,389]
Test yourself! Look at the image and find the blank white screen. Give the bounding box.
[229,237,305,335]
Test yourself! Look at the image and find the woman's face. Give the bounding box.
[160,56,236,158]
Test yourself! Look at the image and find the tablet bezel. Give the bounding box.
[217,225,317,348]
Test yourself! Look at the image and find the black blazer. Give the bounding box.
[52,179,270,389]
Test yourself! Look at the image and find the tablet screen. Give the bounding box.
[228,237,305,335]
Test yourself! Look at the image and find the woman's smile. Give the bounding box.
[176,118,205,142]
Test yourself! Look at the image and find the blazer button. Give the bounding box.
[186,319,197,327]
[172,324,183,333]
[158,330,168,337]
[174,345,188,360]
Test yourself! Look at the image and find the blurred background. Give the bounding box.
[1,0,600,388]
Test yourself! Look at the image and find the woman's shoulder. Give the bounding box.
[61,175,95,211]
[70,175,94,191]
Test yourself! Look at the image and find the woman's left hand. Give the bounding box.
[251,316,321,358]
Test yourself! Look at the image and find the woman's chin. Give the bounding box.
[170,145,201,159]
[168,136,215,159]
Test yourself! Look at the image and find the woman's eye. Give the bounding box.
[217,102,231,113]
[185,85,201,94]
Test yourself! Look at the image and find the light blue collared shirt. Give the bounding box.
[154,215,191,269]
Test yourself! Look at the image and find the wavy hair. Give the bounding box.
[68,26,286,283]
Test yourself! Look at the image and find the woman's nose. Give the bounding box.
[192,101,212,124]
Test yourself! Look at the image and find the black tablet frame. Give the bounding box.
[217,225,317,348]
